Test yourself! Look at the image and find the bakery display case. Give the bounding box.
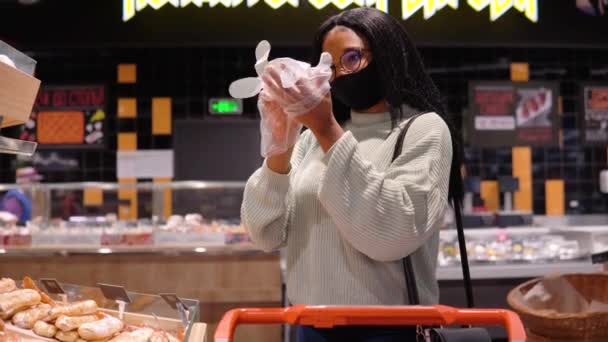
[0,182,283,342]
[0,277,206,342]
[0,181,251,252]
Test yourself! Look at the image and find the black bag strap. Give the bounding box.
[392,113,474,308]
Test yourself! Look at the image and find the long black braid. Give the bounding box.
[313,8,464,205]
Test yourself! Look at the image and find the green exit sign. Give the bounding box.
[209,98,243,115]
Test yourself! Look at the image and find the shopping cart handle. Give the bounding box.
[214,305,526,342]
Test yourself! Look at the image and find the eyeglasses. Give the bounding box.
[330,48,370,81]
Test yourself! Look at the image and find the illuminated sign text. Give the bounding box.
[123,0,538,23]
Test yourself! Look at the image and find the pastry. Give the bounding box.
[78,315,124,340]
[55,315,99,332]
[0,289,41,319]
[33,321,58,338]
[12,304,52,329]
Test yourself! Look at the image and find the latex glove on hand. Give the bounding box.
[257,90,303,158]
[261,59,336,138]
[229,40,335,157]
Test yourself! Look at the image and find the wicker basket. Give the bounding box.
[507,273,608,341]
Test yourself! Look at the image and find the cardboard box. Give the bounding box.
[0,41,41,128]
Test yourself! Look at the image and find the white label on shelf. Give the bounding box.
[153,232,226,246]
[117,150,174,179]
[475,116,516,130]
[32,233,102,246]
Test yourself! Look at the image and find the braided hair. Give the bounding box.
[313,8,464,205]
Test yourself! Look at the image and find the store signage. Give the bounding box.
[25,85,106,149]
[468,81,560,147]
[123,0,538,23]
[581,84,608,145]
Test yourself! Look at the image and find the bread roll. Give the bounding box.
[55,314,98,332]
[148,331,170,342]
[78,316,123,340]
[48,300,98,320]
[0,289,41,319]
[109,327,154,342]
[55,330,79,342]
[0,279,16,294]
[11,303,52,329]
[33,320,57,338]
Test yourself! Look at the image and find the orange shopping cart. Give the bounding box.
[214,304,526,342]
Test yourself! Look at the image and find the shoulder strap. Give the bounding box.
[392,113,475,308]
[391,114,423,162]
[391,113,424,305]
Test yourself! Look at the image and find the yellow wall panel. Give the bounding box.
[118,178,137,220]
[118,64,137,84]
[512,146,532,212]
[152,97,172,135]
[83,188,103,207]
[117,98,137,118]
[154,177,173,219]
[118,133,137,151]
[480,180,499,212]
[546,180,565,216]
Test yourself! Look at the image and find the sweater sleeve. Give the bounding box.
[317,113,452,262]
[241,130,312,252]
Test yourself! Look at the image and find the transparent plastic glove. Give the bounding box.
[228,40,332,111]
[261,53,333,117]
[229,40,329,157]
[258,90,303,158]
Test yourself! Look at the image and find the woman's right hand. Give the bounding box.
[258,93,299,174]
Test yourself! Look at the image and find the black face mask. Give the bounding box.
[330,60,384,110]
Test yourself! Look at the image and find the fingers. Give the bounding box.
[262,65,303,104]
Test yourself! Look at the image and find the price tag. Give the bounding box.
[98,283,132,304]
[592,250,608,265]
[159,293,186,310]
[160,293,190,327]
[39,278,65,295]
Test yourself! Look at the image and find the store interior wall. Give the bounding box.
[0,45,606,215]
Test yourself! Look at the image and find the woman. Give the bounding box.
[241,8,463,341]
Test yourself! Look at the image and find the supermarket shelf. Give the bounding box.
[437,260,602,281]
[0,243,270,256]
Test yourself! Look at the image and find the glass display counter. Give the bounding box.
[1,278,205,342]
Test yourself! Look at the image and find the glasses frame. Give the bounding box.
[330,48,371,81]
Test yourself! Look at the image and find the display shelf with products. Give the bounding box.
[438,226,606,280]
[0,277,206,342]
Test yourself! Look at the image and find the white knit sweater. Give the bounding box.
[241,110,453,305]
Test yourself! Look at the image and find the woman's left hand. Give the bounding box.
[262,65,344,152]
